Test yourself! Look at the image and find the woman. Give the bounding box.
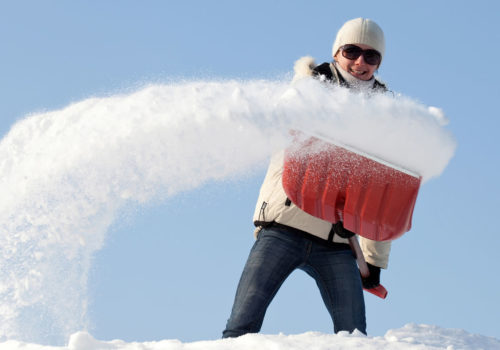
[223,18,391,338]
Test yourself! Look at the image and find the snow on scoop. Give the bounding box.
[282,132,422,242]
[282,132,422,299]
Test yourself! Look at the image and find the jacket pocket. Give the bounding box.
[258,201,268,222]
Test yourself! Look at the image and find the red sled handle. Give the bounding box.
[364,284,388,299]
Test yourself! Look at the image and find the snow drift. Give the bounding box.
[0,78,456,344]
[1,324,499,350]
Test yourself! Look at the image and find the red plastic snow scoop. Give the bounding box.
[282,133,421,242]
[282,133,421,299]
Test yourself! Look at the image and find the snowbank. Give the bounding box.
[1,324,499,350]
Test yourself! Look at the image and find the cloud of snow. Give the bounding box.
[0,78,456,344]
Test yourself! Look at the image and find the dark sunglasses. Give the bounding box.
[340,45,381,66]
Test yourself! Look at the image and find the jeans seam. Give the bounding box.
[308,264,336,320]
[305,241,312,261]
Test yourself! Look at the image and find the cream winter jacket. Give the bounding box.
[252,57,392,269]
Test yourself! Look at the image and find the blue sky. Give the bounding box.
[1,0,499,345]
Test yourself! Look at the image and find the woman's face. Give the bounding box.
[334,43,380,81]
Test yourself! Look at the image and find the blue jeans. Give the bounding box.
[222,225,366,337]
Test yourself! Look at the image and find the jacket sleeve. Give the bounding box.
[359,236,391,269]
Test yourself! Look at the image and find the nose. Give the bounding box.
[354,54,367,65]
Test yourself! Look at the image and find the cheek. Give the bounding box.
[335,57,350,71]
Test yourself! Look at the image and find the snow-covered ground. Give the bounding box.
[1,324,499,350]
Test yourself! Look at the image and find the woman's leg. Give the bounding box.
[222,227,305,338]
[302,246,366,334]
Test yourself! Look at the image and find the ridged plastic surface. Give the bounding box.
[282,136,421,241]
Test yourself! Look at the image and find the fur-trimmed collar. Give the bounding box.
[292,56,317,83]
[292,56,387,92]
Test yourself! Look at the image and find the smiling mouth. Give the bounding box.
[350,68,367,75]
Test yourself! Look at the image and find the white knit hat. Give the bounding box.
[332,18,385,62]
